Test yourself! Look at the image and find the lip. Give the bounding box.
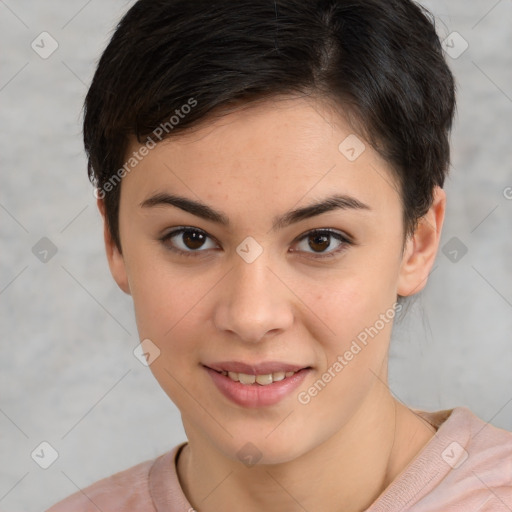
[203,363,312,408]
[204,361,310,375]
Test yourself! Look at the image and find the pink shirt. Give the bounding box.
[46,407,512,511]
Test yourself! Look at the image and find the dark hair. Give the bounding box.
[83,0,456,252]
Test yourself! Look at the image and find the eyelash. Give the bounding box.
[159,227,353,260]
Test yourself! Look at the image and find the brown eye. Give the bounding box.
[308,232,331,252]
[160,227,218,256]
[291,229,352,258]
[182,230,206,249]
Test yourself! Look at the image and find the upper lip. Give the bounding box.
[204,361,311,375]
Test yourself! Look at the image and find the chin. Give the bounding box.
[216,428,315,467]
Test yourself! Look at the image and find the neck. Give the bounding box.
[177,381,436,512]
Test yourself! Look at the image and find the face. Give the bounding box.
[102,95,443,464]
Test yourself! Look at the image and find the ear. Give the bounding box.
[97,198,131,295]
[397,186,446,296]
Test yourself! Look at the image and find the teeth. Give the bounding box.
[272,371,285,381]
[238,373,256,385]
[255,374,273,385]
[223,370,299,385]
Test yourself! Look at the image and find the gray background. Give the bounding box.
[1,0,511,510]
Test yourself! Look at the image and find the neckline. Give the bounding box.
[149,407,468,511]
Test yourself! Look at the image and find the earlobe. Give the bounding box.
[397,187,446,297]
[96,198,131,295]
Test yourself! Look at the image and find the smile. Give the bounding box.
[215,369,299,386]
[203,363,312,408]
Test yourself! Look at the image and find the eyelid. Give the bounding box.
[161,226,216,240]
[290,228,353,259]
[160,226,220,257]
[291,228,353,245]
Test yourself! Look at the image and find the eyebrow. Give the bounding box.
[140,192,371,231]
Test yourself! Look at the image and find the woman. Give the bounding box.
[47,0,512,510]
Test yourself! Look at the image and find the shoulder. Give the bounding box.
[424,406,512,510]
[462,406,512,501]
[370,406,512,512]
[46,454,161,512]
[457,406,512,480]
[417,406,512,467]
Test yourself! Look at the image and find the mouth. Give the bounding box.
[202,362,313,407]
[203,361,312,386]
[206,367,308,386]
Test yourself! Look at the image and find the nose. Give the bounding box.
[213,252,294,344]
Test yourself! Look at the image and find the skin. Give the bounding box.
[99,95,445,512]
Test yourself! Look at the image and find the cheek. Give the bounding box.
[289,262,399,408]
[292,276,396,427]
[130,263,207,343]
[294,265,397,346]
[127,259,212,407]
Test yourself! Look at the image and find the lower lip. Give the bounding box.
[204,366,311,408]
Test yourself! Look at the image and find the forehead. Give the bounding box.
[120,95,400,219]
